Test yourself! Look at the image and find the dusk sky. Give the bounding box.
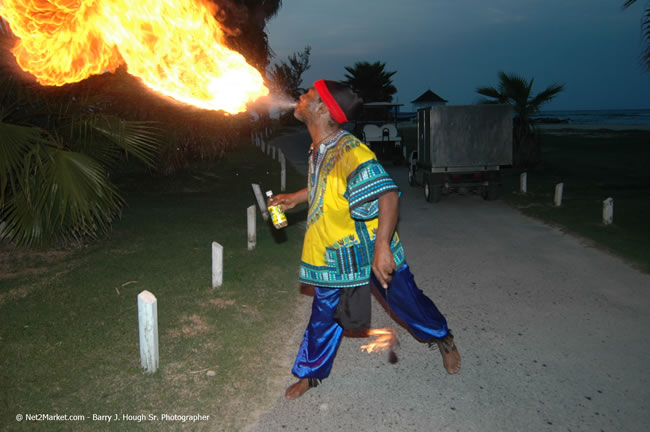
[266,0,650,111]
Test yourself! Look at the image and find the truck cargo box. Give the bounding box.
[417,104,513,171]
[409,105,513,202]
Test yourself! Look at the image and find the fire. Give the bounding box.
[360,328,398,354]
[0,0,268,113]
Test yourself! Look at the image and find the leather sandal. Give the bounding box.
[428,332,461,374]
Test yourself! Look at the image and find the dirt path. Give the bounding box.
[247,130,650,432]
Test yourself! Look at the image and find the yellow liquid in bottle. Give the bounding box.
[268,204,288,229]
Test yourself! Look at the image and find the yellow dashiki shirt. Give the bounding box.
[299,130,405,288]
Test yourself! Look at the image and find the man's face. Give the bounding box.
[294,87,323,123]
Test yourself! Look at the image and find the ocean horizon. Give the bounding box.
[533,108,650,126]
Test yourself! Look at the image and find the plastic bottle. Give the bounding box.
[266,190,288,229]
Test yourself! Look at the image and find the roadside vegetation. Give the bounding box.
[0,137,309,431]
[476,71,564,168]
[343,61,397,103]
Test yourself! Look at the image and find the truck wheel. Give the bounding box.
[408,169,416,187]
[424,179,442,203]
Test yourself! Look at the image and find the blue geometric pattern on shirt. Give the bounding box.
[390,237,406,269]
[298,244,406,288]
[299,262,371,288]
[326,222,373,275]
[326,245,369,275]
[344,159,399,220]
[298,220,406,288]
[299,220,372,288]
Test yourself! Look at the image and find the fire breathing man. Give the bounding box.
[269,80,461,400]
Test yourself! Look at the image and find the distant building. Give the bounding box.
[411,89,448,111]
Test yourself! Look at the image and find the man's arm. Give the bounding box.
[372,191,399,288]
[270,188,308,211]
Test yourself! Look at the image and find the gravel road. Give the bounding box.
[246,130,650,432]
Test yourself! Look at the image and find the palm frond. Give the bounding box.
[343,61,398,102]
[59,114,159,168]
[48,149,122,230]
[643,6,650,71]
[1,147,123,247]
[62,115,122,166]
[88,115,159,167]
[528,83,566,112]
[623,1,650,71]
[0,112,49,203]
[476,86,505,102]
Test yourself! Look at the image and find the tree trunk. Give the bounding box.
[514,133,541,168]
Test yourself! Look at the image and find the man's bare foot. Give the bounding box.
[432,335,461,374]
[285,378,310,400]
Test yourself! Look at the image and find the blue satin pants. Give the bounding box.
[291,263,449,379]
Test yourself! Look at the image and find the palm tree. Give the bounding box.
[0,70,159,248]
[343,61,397,103]
[267,46,311,100]
[477,72,564,167]
[623,1,650,71]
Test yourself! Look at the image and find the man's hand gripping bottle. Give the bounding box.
[266,190,288,229]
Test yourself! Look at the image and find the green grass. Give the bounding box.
[501,128,650,273]
[0,138,308,431]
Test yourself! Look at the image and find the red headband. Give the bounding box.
[314,80,348,124]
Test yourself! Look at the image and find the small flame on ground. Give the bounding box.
[360,328,398,354]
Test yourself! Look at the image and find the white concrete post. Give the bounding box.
[603,197,614,225]
[266,141,271,156]
[251,183,269,221]
[554,183,564,207]
[271,145,276,160]
[247,205,256,250]
[279,150,286,192]
[260,137,265,153]
[520,172,527,193]
[138,290,159,374]
[212,242,223,288]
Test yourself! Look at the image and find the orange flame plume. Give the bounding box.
[360,328,399,354]
[0,0,268,114]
